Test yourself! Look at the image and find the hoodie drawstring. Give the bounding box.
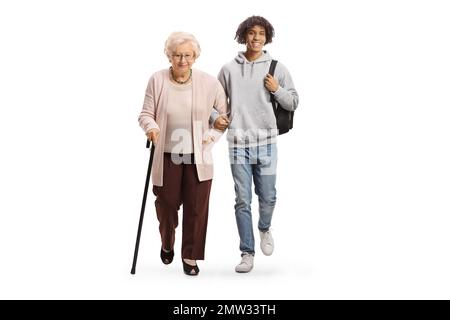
[236,51,272,78]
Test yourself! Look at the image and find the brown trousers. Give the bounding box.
[153,153,212,260]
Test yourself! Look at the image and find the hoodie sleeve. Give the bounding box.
[273,62,299,112]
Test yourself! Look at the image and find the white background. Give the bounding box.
[1,0,449,299]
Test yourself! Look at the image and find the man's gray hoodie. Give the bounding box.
[214,51,299,146]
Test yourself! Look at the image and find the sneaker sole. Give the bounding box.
[261,246,274,256]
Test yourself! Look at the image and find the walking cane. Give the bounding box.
[131,139,155,274]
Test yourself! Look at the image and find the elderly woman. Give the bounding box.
[138,32,228,276]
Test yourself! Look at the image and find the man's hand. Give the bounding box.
[213,114,230,131]
[264,74,279,93]
[146,128,160,144]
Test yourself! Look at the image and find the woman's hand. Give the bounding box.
[264,74,279,93]
[202,129,223,147]
[213,114,230,131]
[146,128,160,144]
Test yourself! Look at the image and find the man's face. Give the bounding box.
[245,25,266,53]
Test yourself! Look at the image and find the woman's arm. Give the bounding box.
[138,75,160,134]
[211,80,230,130]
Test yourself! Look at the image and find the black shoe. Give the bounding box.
[182,259,199,276]
[160,248,174,265]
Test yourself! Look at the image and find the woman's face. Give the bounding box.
[169,42,196,74]
[245,25,266,54]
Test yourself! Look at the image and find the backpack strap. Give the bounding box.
[268,60,278,116]
[269,59,278,76]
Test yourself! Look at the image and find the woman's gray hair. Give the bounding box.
[164,32,201,59]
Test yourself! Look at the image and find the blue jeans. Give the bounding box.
[229,143,277,255]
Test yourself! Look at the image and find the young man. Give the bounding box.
[213,16,299,272]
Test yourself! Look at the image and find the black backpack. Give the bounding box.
[269,60,294,135]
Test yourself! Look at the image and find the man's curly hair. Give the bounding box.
[235,16,275,44]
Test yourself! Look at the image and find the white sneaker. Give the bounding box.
[235,253,254,273]
[259,229,274,256]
